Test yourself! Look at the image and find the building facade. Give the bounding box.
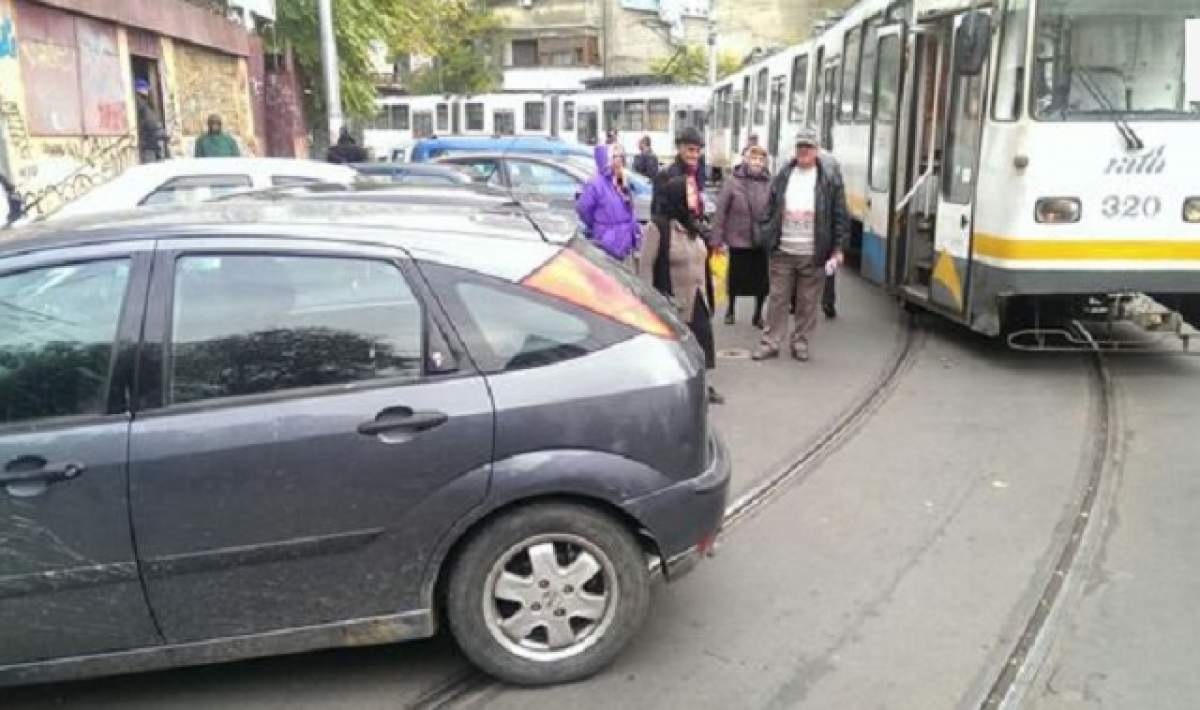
[713,0,854,63]
[0,0,302,219]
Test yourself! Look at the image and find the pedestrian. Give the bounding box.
[633,135,660,180]
[576,143,641,264]
[752,128,849,362]
[326,127,367,164]
[639,175,724,405]
[134,79,164,163]
[652,127,706,219]
[712,143,771,328]
[194,114,240,158]
[2,170,22,228]
[606,128,619,146]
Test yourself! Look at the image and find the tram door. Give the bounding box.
[864,24,907,287]
[820,61,839,149]
[730,90,744,161]
[931,11,992,314]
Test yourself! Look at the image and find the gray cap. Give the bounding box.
[795,128,819,147]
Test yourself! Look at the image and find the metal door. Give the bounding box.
[932,12,991,314]
[768,77,785,160]
[864,25,907,285]
[129,243,494,643]
[0,249,160,665]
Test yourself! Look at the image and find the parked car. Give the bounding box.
[352,162,474,187]
[409,136,593,163]
[0,196,730,688]
[45,158,358,222]
[436,152,654,223]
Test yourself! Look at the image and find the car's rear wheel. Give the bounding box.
[446,502,650,685]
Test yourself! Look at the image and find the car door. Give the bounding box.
[0,243,160,666]
[129,239,494,643]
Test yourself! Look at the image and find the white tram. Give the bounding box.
[717,0,1200,338]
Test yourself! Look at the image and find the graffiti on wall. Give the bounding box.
[176,44,249,143]
[1,16,16,59]
[16,134,137,218]
[0,95,33,160]
[157,52,184,157]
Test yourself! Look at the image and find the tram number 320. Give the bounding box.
[1101,195,1162,219]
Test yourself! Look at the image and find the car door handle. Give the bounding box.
[357,408,448,437]
[1,456,87,486]
[961,214,970,229]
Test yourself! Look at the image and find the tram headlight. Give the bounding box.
[1184,197,1200,223]
[1035,197,1082,224]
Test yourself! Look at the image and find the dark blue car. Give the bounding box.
[0,192,730,688]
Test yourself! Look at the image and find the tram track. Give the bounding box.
[975,332,1122,710]
[408,313,924,710]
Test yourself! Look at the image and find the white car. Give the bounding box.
[48,158,358,222]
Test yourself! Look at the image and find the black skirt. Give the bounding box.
[727,247,769,297]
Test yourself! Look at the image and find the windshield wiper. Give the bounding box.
[1075,66,1144,151]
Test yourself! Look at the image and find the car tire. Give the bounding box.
[446,502,650,686]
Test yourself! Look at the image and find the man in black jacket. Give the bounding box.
[633,135,659,179]
[752,128,850,362]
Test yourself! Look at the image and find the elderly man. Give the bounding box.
[194,114,240,158]
[752,128,849,362]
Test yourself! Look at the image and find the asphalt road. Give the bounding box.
[9,273,1195,709]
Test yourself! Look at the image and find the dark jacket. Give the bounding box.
[712,163,771,250]
[2,172,21,226]
[652,156,707,218]
[633,151,660,179]
[576,144,641,261]
[758,154,850,263]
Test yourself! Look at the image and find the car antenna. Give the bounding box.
[498,131,550,242]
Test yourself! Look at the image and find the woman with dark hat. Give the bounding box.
[639,175,724,404]
[713,142,771,327]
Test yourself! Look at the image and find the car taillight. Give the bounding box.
[522,249,677,339]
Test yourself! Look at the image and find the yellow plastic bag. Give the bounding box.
[709,249,729,309]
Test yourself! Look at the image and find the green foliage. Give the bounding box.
[649,45,743,84]
[276,0,483,126]
[406,2,502,95]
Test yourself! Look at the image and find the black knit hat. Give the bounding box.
[675,127,705,147]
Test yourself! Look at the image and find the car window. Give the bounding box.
[508,161,580,197]
[170,254,422,405]
[447,159,502,185]
[271,176,320,187]
[141,174,254,206]
[0,259,131,425]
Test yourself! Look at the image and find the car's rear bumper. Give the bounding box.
[624,429,731,581]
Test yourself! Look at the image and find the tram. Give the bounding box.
[719,0,1200,339]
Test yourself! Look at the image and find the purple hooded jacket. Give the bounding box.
[576,144,641,260]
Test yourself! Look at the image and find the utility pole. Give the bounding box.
[318,0,343,143]
[707,11,718,87]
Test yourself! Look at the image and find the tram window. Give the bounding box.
[524,102,545,132]
[839,24,864,122]
[808,47,825,127]
[603,101,622,132]
[742,76,752,127]
[392,105,410,131]
[465,103,484,132]
[436,103,449,133]
[856,17,881,123]
[789,55,809,123]
[648,99,670,131]
[623,100,646,131]
[869,34,903,192]
[563,101,575,131]
[993,0,1029,121]
[494,110,515,136]
[755,68,769,124]
[414,112,434,139]
[944,69,988,204]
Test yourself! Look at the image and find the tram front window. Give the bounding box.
[1032,1,1200,120]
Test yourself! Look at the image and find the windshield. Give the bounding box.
[561,154,652,195]
[1032,1,1200,120]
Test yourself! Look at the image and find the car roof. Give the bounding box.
[351,162,471,179]
[438,153,591,175]
[1,194,576,281]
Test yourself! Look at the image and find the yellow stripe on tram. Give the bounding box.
[973,233,1200,261]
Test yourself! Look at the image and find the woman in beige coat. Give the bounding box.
[639,175,723,404]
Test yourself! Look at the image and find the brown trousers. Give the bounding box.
[761,252,824,351]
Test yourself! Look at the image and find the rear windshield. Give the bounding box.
[567,237,690,340]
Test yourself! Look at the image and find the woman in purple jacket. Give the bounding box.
[576,143,641,264]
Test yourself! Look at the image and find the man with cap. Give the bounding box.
[752,127,849,362]
[653,126,707,220]
[134,79,164,163]
[195,114,241,158]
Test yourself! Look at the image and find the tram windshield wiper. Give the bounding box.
[1074,66,1144,151]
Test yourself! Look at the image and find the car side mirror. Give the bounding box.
[954,12,993,77]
